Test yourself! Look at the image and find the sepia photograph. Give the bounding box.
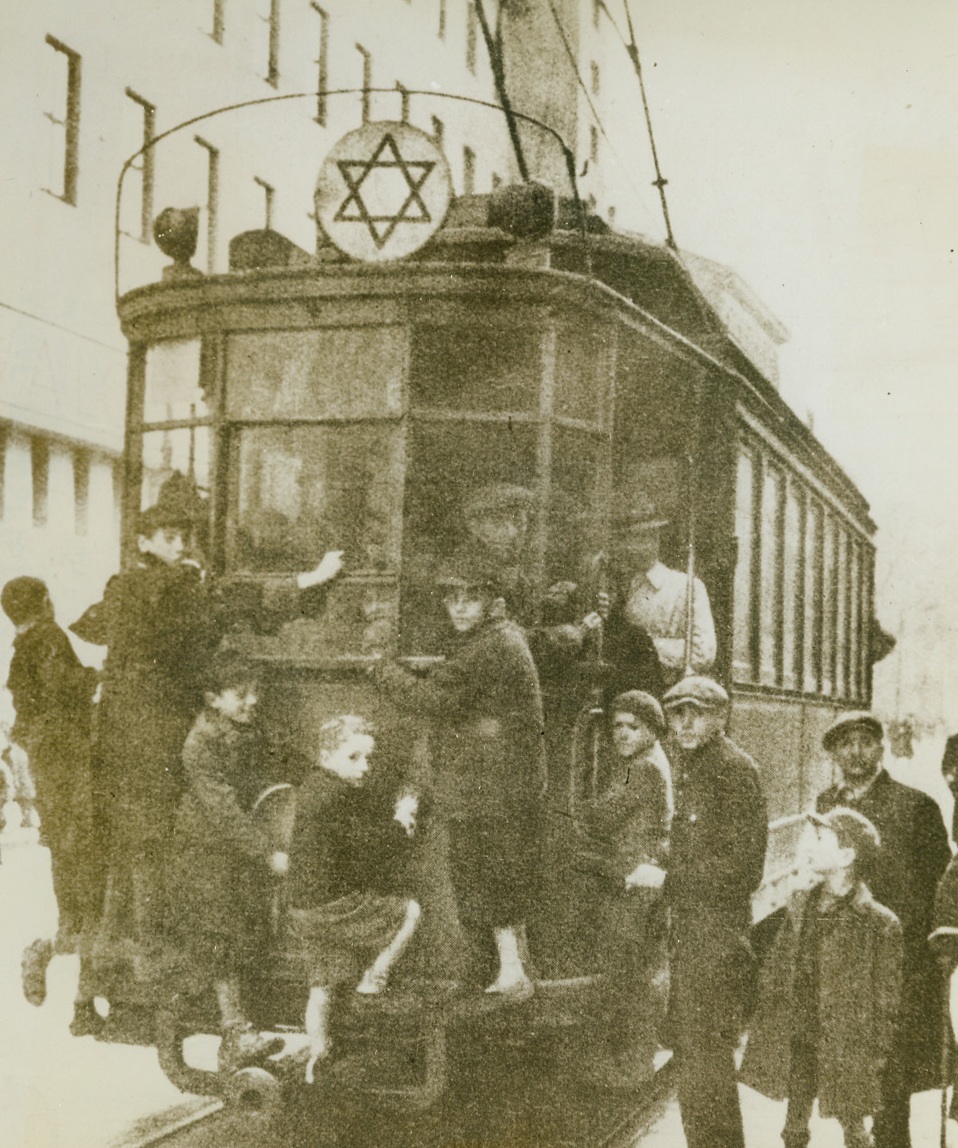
[1,2,957,1146]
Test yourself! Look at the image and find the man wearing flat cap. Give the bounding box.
[604,494,716,688]
[817,711,950,1148]
[458,483,536,625]
[662,675,768,1148]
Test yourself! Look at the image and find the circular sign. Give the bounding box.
[315,121,453,262]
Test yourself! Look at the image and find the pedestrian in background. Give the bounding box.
[2,576,102,1035]
[817,712,951,1148]
[742,808,903,1148]
[662,675,768,1148]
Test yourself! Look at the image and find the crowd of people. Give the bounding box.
[4,472,958,1148]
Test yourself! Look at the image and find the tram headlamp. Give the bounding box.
[487,181,555,241]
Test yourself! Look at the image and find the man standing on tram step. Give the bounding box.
[70,472,345,985]
[2,576,103,1035]
[601,494,715,690]
[662,674,768,1148]
[817,711,951,1148]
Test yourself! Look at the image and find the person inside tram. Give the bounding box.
[602,492,715,690]
[285,715,421,1083]
[372,558,546,1000]
[167,652,288,1075]
[455,483,536,625]
[576,690,671,1088]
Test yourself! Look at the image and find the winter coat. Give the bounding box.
[6,616,100,923]
[817,769,951,1092]
[375,616,547,822]
[168,708,272,969]
[666,733,768,925]
[741,882,903,1118]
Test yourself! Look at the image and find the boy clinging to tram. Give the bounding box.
[285,715,421,1082]
[372,558,547,999]
[167,652,288,1074]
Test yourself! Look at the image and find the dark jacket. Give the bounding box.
[579,746,670,886]
[287,768,413,910]
[741,882,903,1118]
[666,732,768,925]
[6,616,99,921]
[375,616,547,820]
[72,559,307,848]
[817,769,951,1091]
[168,708,272,962]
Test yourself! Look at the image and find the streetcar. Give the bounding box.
[98,118,877,1121]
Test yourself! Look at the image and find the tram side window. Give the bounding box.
[554,325,608,426]
[758,464,784,687]
[548,427,603,590]
[782,483,802,691]
[144,339,209,422]
[409,323,540,413]
[820,517,837,696]
[732,450,757,683]
[226,425,400,574]
[835,530,849,698]
[848,540,862,700]
[802,500,824,694]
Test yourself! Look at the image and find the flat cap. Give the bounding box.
[610,690,666,740]
[822,711,884,752]
[434,556,503,596]
[662,675,730,710]
[611,491,669,530]
[462,484,534,519]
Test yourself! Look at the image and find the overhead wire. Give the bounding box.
[543,0,661,236]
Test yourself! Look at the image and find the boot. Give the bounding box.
[21,938,54,1006]
[218,1022,284,1075]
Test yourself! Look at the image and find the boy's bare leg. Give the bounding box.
[216,977,284,1073]
[485,925,533,995]
[356,900,421,994]
[304,986,332,1083]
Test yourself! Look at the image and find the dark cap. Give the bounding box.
[462,484,534,520]
[138,471,205,537]
[662,675,729,711]
[808,806,881,867]
[435,557,503,597]
[611,491,669,531]
[204,649,261,695]
[1,576,49,625]
[822,711,884,753]
[610,690,666,740]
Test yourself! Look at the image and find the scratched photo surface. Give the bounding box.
[2,2,957,1146]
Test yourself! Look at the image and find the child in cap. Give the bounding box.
[168,652,287,1073]
[2,576,101,1034]
[285,715,421,1082]
[373,559,547,999]
[741,808,903,1148]
[577,689,671,1087]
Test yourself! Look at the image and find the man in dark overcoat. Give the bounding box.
[817,711,951,1148]
[663,675,768,1148]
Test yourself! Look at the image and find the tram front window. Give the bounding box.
[226,424,400,574]
[144,339,209,422]
[410,323,540,412]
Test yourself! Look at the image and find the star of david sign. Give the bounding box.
[334,133,435,249]
[315,122,453,263]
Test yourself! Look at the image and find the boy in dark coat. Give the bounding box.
[662,674,768,1148]
[71,479,344,980]
[742,808,903,1148]
[168,653,287,1073]
[286,714,421,1083]
[373,558,547,998]
[2,576,101,1034]
[577,690,671,1087]
[817,711,950,1148]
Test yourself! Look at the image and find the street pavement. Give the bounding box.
[0,821,205,1148]
[1,732,955,1148]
